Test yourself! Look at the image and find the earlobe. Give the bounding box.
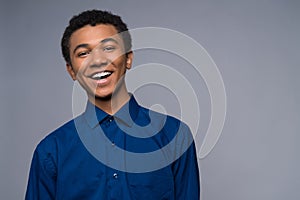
[126,52,133,69]
[66,63,76,80]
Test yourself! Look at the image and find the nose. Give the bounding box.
[87,46,108,68]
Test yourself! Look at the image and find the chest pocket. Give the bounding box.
[127,169,174,200]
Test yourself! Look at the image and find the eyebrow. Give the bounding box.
[72,37,120,54]
[73,44,89,54]
[100,37,119,45]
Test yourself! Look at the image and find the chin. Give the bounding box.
[85,88,113,102]
[94,93,113,101]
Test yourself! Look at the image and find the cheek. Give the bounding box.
[72,60,86,74]
[113,56,127,67]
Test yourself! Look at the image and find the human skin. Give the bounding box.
[66,24,133,114]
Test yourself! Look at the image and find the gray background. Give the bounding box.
[1,0,299,199]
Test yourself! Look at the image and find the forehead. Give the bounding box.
[69,24,122,49]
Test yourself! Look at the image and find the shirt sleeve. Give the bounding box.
[172,127,200,200]
[25,146,57,200]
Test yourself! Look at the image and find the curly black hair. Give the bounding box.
[61,10,132,65]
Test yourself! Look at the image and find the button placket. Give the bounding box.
[113,173,118,179]
[104,117,113,127]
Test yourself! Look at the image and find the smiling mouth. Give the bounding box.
[89,71,113,80]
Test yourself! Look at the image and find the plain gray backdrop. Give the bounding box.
[1,0,299,199]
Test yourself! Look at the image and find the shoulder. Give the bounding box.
[138,105,192,140]
[35,117,78,153]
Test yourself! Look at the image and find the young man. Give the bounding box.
[26,10,200,199]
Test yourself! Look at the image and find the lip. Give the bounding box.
[86,70,114,86]
[87,70,114,78]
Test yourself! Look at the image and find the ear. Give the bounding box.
[125,51,133,70]
[66,63,76,80]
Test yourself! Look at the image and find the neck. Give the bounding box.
[88,86,130,115]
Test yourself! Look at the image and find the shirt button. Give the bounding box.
[113,173,118,179]
[112,142,115,146]
[109,118,113,123]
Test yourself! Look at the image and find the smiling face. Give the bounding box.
[67,24,133,103]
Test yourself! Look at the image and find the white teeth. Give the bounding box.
[92,71,112,79]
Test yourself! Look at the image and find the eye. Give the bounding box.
[103,46,116,52]
[77,51,90,58]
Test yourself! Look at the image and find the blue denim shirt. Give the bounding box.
[25,96,200,199]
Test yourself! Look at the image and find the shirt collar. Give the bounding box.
[83,95,139,129]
